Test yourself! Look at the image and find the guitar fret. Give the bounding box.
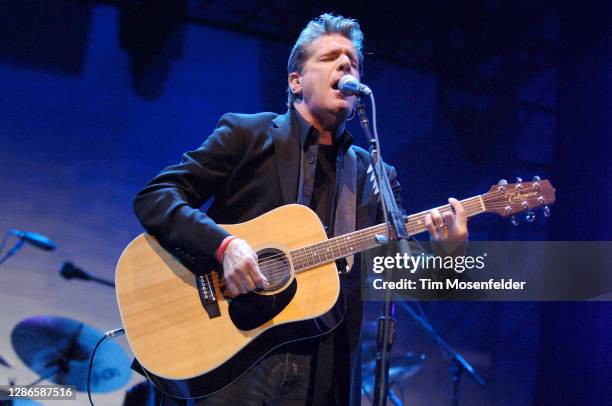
[311,248,320,263]
[301,249,309,269]
[323,241,332,261]
[292,248,301,269]
[307,247,315,266]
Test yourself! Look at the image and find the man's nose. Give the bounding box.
[336,55,352,73]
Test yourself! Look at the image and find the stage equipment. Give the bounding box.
[10,316,131,392]
[362,353,425,406]
[60,262,115,288]
[8,230,56,251]
[400,302,485,406]
[0,230,56,267]
[339,74,372,96]
[354,82,411,406]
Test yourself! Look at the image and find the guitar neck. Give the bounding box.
[290,195,486,272]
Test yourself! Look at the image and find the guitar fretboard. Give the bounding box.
[289,195,485,272]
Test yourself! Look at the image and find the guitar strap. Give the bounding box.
[333,146,357,273]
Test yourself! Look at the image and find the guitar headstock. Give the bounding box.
[482,177,556,222]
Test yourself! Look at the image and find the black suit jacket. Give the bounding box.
[133,110,401,405]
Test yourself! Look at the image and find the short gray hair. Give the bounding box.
[287,13,364,107]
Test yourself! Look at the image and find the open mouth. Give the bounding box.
[331,79,340,90]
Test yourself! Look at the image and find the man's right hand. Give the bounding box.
[221,238,268,296]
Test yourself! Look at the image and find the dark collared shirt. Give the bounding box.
[291,108,353,236]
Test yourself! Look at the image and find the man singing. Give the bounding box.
[134,13,468,406]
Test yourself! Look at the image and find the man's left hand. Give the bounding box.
[424,197,469,242]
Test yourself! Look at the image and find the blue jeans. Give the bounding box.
[160,339,337,406]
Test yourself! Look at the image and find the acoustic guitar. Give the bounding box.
[115,179,555,399]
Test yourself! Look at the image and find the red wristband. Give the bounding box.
[216,236,237,263]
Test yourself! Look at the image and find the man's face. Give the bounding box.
[291,34,360,126]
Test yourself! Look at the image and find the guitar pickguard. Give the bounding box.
[228,279,297,331]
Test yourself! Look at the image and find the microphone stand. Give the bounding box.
[356,95,410,406]
[398,302,485,405]
[0,239,25,267]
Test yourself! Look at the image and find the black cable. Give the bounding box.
[87,335,107,406]
[87,328,125,406]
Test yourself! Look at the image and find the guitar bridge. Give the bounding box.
[196,272,220,318]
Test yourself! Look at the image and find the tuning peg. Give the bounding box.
[498,179,508,186]
[543,205,551,218]
[511,216,520,226]
[525,209,536,223]
[515,177,524,191]
[532,175,541,191]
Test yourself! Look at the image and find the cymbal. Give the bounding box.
[11,316,131,392]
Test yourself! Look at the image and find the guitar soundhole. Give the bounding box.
[257,248,291,291]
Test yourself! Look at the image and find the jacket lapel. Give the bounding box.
[271,111,300,204]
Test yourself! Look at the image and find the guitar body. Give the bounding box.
[115,204,343,399]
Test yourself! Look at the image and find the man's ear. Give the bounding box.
[288,72,302,97]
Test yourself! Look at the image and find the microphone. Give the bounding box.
[9,229,57,251]
[60,262,90,280]
[60,261,116,288]
[338,74,372,96]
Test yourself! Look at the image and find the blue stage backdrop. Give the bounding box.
[0,2,610,405]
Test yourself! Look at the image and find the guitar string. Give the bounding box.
[215,188,550,290]
[250,197,486,271]
[225,202,538,286]
[248,193,544,280]
[253,207,476,283]
[220,185,549,282]
[224,226,549,288]
[255,199,488,281]
[253,197,541,280]
[257,201,481,279]
[252,193,508,271]
[259,214,546,282]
